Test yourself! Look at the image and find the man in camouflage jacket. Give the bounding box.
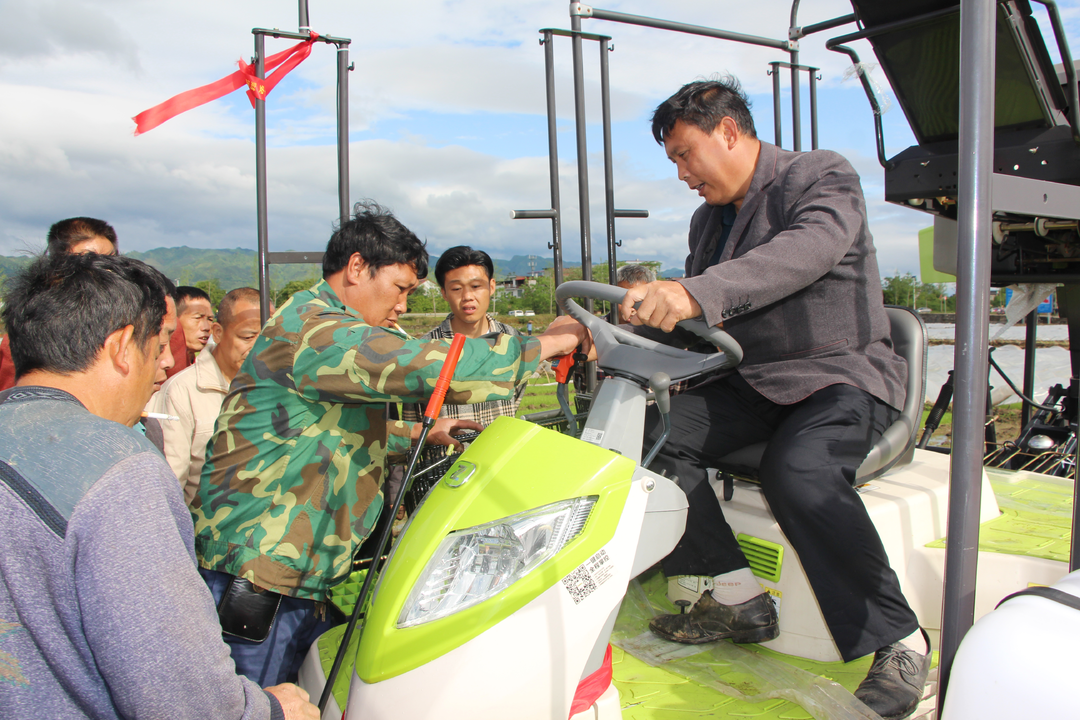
[192,201,588,686]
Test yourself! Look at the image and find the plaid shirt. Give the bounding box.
[402,313,528,425]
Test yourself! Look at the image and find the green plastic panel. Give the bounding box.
[737,534,785,583]
[926,468,1073,563]
[355,416,635,682]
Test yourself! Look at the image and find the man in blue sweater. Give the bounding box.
[0,252,317,720]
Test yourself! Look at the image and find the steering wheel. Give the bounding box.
[554,281,742,381]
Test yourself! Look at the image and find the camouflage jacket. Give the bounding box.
[192,280,541,601]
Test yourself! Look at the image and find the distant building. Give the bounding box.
[497,275,536,298]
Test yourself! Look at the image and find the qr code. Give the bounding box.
[562,565,598,605]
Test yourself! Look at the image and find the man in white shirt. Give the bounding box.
[159,287,266,504]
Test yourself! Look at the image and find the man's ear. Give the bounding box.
[719,117,740,149]
[211,322,224,344]
[347,253,369,284]
[104,324,137,375]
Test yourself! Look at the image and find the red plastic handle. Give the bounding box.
[424,333,467,421]
[551,353,574,384]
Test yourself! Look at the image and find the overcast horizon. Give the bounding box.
[2,0,1078,277]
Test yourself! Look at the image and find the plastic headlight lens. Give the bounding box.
[397,496,596,628]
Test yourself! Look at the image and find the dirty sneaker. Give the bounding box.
[854,629,932,720]
[649,591,779,645]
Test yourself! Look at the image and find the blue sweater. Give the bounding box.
[0,387,282,719]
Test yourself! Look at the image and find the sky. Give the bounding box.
[1,0,1078,278]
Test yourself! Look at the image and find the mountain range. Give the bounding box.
[0,247,680,291]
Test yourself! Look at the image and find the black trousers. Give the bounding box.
[644,374,919,661]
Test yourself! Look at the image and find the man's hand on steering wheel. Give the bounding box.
[620,280,703,333]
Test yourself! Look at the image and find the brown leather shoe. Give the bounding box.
[854,629,931,720]
[649,591,779,645]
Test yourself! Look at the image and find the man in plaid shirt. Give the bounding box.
[404,246,528,427]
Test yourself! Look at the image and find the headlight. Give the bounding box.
[397,496,596,628]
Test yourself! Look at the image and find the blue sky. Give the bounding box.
[1,0,1078,279]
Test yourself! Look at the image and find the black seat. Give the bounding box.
[713,306,928,483]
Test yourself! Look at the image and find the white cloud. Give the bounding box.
[1,0,1076,280]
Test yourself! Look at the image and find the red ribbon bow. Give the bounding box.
[133,32,319,136]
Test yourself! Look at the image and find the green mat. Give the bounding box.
[611,569,936,720]
[925,468,1073,563]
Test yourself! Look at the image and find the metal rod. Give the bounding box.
[938,0,996,710]
[1073,384,1080,569]
[570,10,593,297]
[580,5,790,50]
[1022,310,1038,428]
[298,0,310,34]
[570,4,595,392]
[336,45,351,224]
[600,39,618,321]
[255,34,271,324]
[252,27,349,44]
[789,0,801,152]
[512,209,557,220]
[544,31,565,292]
[809,70,819,150]
[997,219,1079,231]
[1031,0,1080,138]
[614,209,648,218]
[771,64,783,147]
[790,55,801,151]
[797,13,856,38]
[827,44,891,168]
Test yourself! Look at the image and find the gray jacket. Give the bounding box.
[0,386,280,720]
[678,141,906,409]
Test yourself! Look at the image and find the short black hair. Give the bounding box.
[651,77,757,144]
[323,200,428,280]
[434,246,495,288]
[216,287,261,329]
[46,217,119,255]
[1,253,171,379]
[176,286,211,315]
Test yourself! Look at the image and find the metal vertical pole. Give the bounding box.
[298,0,310,34]
[600,40,618,323]
[570,6,596,394]
[336,44,351,224]
[938,0,995,710]
[1021,310,1037,428]
[570,11,594,303]
[788,0,802,151]
[255,34,271,324]
[790,53,801,151]
[543,32,565,292]
[809,70,819,150]
[771,65,783,148]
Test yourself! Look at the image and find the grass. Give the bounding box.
[517,375,576,416]
[919,402,1023,447]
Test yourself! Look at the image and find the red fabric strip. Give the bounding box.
[568,643,613,717]
[132,32,318,135]
[240,34,317,107]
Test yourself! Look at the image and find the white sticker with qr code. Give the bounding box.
[580,428,605,444]
[561,549,614,605]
